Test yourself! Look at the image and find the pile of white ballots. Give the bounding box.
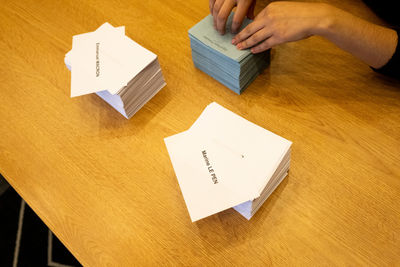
[164,102,292,222]
[64,22,166,119]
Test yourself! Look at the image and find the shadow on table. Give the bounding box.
[193,175,289,250]
[78,83,172,139]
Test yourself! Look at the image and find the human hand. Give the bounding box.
[209,0,256,35]
[232,2,331,53]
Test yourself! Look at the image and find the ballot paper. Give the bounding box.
[165,103,291,222]
[188,14,269,94]
[65,22,166,118]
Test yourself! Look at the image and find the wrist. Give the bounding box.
[311,3,339,38]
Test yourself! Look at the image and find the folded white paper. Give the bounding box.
[165,102,292,222]
[189,102,291,197]
[65,22,166,119]
[70,23,156,97]
[165,131,259,222]
[64,24,125,71]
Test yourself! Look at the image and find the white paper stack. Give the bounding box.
[164,102,292,222]
[64,22,166,119]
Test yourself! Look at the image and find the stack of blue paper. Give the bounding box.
[189,13,269,94]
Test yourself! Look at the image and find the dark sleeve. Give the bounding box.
[362,0,400,26]
[372,29,400,78]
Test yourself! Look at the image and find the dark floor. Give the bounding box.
[0,174,82,267]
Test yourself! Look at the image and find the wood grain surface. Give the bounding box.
[1,0,400,265]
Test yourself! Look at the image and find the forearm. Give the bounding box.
[315,5,398,69]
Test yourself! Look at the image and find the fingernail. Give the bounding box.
[231,39,235,44]
[236,44,241,50]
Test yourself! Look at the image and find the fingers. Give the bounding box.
[236,28,272,49]
[209,0,215,14]
[246,0,256,20]
[232,20,264,45]
[250,37,279,53]
[231,1,252,34]
[212,0,224,29]
[216,0,236,34]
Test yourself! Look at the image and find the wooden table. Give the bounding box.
[1,0,400,265]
